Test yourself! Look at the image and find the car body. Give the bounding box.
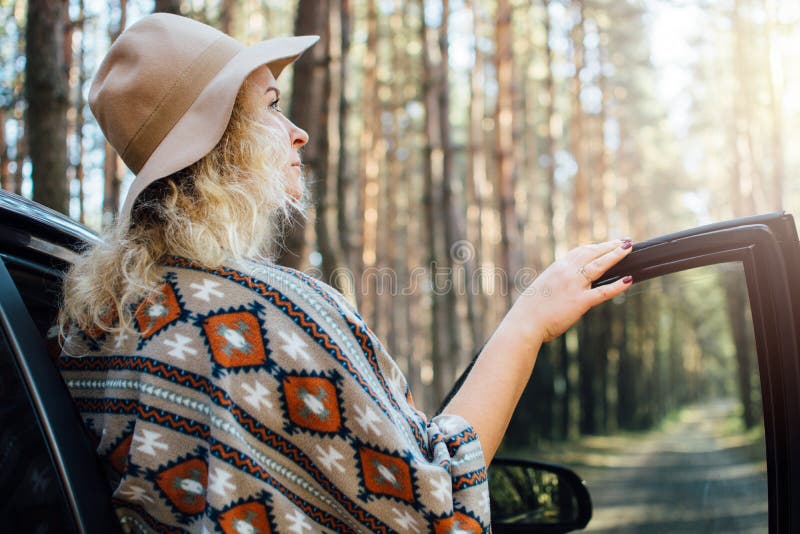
[1,188,798,532]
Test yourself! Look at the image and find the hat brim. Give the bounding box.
[120,34,319,223]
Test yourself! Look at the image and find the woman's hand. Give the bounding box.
[504,238,634,345]
[443,237,634,464]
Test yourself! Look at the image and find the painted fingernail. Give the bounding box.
[621,241,632,250]
[623,275,633,284]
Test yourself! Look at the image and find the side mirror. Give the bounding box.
[489,458,592,533]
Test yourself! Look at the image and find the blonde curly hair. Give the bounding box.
[59,78,308,339]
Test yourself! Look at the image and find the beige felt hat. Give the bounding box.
[88,13,318,224]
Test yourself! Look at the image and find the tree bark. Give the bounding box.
[542,0,557,264]
[593,19,610,240]
[381,5,403,361]
[335,0,353,283]
[219,0,236,35]
[13,124,25,195]
[436,0,465,386]
[153,0,181,14]
[25,0,70,214]
[725,0,758,428]
[616,299,634,429]
[420,0,451,404]
[558,334,571,439]
[570,0,589,244]
[0,109,10,190]
[9,0,25,195]
[358,0,379,325]
[578,318,595,434]
[493,0,522,307]
[276,0,335,276]
[466,0,488,344]
[74,0,88,223]
[736,0,762,213]
[762,0,784,210]
[102,0,127,224]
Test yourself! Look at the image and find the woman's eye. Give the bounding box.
[269,99,282,113]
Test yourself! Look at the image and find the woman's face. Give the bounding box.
[246,65,309,200]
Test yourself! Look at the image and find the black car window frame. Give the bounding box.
[598,218,800,533]
[0,258,120,533]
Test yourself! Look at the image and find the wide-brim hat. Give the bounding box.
[88,13,318,224]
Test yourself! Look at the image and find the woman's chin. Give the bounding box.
[286,168,305,201]
[286,183,305,202]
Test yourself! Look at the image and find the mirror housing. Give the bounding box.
[489,458,592,533]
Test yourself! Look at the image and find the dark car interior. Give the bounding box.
[0,223,120,532]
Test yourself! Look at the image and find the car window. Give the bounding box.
[0,321,77,531]
[4,256,64,358]
[501,262,768,532]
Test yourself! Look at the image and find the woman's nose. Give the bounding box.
[290,122,309,148]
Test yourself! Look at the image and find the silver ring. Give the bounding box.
[579,265,592,282]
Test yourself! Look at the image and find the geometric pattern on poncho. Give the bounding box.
[58,256,491,533]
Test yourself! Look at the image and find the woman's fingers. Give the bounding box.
[573,238,630,264]
[580,239,633,281]
[587,275,633,306]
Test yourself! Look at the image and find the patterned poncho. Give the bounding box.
[58,256,489,533]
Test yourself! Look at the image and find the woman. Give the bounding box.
[59,13,633,534]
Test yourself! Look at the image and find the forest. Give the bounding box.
[3,0,798,449]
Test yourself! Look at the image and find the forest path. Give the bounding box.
[534,399,768,533]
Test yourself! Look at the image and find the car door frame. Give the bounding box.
[598,212,800,534]
[0,191,118,533]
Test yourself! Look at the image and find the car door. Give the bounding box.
[0,191,119,532]
[500,212,800,533]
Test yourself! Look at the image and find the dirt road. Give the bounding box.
[534,400,768,533]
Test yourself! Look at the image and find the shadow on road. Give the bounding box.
[519,399,768,533]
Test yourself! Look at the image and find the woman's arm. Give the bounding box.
[442,239,633,464]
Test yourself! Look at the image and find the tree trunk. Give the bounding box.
[731,0,758,215]
[436,0,465,385]
[762,0,784,210]
[323,0,350,296]
[9,0,25,195]
[335,0,353,284]
[725,269,758,427]
[725,1,758,428]
[153,0,181,14]
[616,299,634,429]
[277,0,336,277]
[594,22,610,240]
[570,0,593,436]
[592,16,611,433]
[0,109,10,190]
[25,0,69,214]
[420,0,447,404]
[103,0,127,224]
[578,318,595,434]
[219,0,236,35]
[558,334,571,439]
[381,6,402,361]
[542,0,557,264]
[493,0,521,307]
[74,0,88,223]
[359,0,380,326]
[466,0,488,345]
[400,1,423,404]
[13,124,25,195]
[570,0,588,244]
